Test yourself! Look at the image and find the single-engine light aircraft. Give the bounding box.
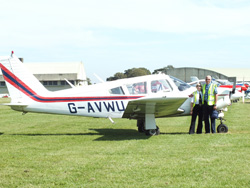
[0,52,231,135]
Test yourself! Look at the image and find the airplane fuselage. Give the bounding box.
[0,53,231,135]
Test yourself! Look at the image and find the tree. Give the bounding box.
[124,68,151,78]
[107,72,127,81]
[153,65,174,74]
[106,68,151,81]
[87,78,91,85]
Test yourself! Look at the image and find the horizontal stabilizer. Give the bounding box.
[1,103,28,112]
[1,103,28,107]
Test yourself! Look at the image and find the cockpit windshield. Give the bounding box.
[170,76,191,91]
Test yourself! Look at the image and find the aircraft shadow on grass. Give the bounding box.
[4,129,148,141]
[88,129,186,141]
[2,129,187,141]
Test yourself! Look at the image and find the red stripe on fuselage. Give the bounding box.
[0,63,144,102]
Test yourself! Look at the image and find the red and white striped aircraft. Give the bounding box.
[0,52,231,135]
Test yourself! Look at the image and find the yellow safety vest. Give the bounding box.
[192,91,200,107]
[202,84,216,105]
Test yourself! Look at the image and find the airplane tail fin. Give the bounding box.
[0,52,50,103]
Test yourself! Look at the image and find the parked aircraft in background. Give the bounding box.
[0,52,231,135]
[0,94,9,98]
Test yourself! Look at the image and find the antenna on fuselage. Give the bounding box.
[94,73,105,83]
[64,78,75,88]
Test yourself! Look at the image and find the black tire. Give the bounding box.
[156,126,160,135]
[137,119,145,133]
[138,126,145,133]
[217,124,228,133]
[145,126,160,136]
[145,129,157,136]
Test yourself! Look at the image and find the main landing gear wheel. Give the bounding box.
[137,119,145,133]
[145,126,160,136]
[217,124,228,133]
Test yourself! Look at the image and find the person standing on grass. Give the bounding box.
[202,75,218,133]
[189,83,203,134]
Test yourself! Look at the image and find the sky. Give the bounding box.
[1,0,250,83]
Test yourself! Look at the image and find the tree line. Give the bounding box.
[87,65,174,84]
[106,65,174,81]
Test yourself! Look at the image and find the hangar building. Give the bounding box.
[154,67,250,83]
[0,61,88,94]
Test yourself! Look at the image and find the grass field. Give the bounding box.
[0,98,250,188]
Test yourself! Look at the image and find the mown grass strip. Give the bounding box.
[0,98,249,187]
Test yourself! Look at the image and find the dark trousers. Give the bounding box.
[189,104,203,134]
[203,102,216,133]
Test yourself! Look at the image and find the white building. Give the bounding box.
[157,67,250,83]
[0,61,88,94]
[206,68,250,83]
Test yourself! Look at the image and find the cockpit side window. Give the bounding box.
[126,82,147,94]
[109,87,125,95]
[170,76,191,91]
[151,79,172,93]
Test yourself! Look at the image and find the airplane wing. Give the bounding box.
[122,96,187,119]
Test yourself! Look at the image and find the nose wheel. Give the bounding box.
[217,111,228,133]
[217,124,228,133]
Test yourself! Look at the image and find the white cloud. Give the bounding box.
[1,0,250,80]
[65,0,250,36]
[2,0,250,37]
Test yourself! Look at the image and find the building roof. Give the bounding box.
[206,68,250,82]
[0,62,87,81]
[157,67,250,83]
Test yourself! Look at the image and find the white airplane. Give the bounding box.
[0,52,231,135]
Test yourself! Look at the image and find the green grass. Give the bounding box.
[0,98,250,187]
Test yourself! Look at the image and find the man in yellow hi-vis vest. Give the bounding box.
[202,75,218,133]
